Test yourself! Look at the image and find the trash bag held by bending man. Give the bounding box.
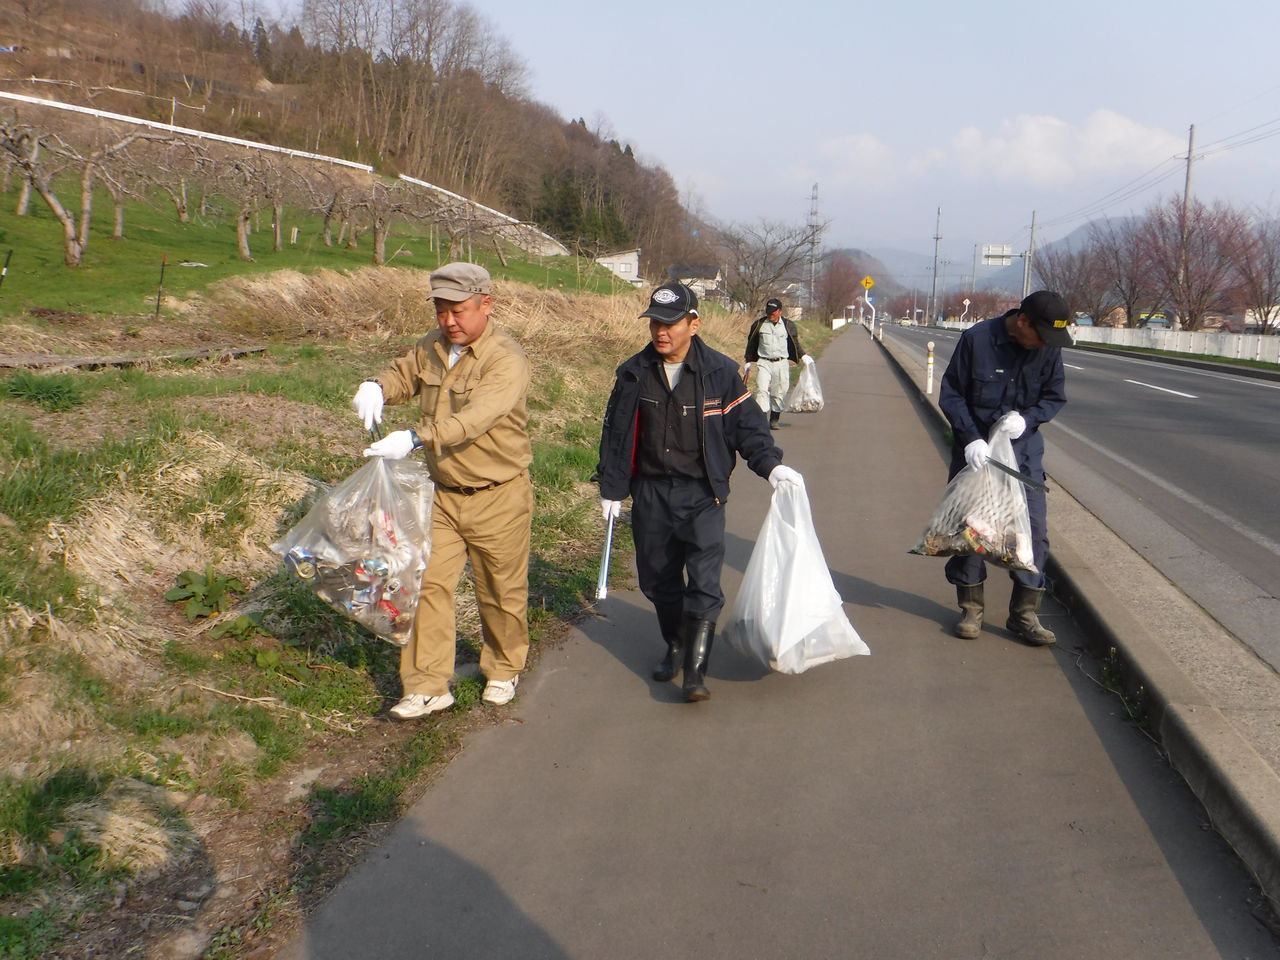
[272,457,434,646]
[722,482,869,674]
[910,416,1036,572]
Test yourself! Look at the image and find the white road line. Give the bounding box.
[1064,363,1084,370]
[1081,351,1280,390]
[1050,421,1280,559]
[1124,378,1198,398]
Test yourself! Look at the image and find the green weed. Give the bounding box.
[303,728,451,846]
[164,566,247,621]
[2,370,84,412]
[530,441,597,491]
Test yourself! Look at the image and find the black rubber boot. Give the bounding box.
[682,619,715,702]
[1007,584,1056,646]
[652,604,685,682]
[769,411,781,431]
[954,583,983,639]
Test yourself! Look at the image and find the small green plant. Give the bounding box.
[210,611,267,640]
[164,565,246,621]
[2,369,84,412]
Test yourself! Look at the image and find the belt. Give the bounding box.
[760,356,786,361]
[437,476,513,496]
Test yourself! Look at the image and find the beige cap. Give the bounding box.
[430,262,493,301]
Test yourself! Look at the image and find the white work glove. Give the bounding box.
[995,411,1026,440]
[353,381,384,431]
[801,355,815,366]
[964,439,990,472]
[768,465,805,489]
[601,499,622,521]
[364,429,417,459]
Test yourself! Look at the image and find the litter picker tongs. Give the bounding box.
[985,456,1049,493]
[595,514,615,600]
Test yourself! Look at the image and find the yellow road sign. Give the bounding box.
[861,276,875,289]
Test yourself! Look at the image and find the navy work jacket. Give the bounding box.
[938,314,1066,475]
[596,336,782,504]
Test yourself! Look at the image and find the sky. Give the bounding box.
[431,0,1280,282]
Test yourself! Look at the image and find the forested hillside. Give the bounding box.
[0,0,713,275]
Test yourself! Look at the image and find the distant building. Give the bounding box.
[665,264,725,302]
[595,248,644,287]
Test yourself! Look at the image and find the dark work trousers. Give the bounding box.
[943,440,1048,590]
[630,475,727,622]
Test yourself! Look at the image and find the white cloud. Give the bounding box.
[937,110,1185,185]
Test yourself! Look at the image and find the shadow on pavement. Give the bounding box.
[281,828,571,960]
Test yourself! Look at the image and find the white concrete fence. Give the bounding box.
[937,320,1280,365]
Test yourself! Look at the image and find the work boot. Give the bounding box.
[1007,584,1057,646]
[954,583,983,639]
[652,604,685,682]
[769,411,781,430]
[682,618,715,702]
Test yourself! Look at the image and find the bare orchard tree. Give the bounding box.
[0,118,171,266]
[717,217,825,314]
[210,149,287,262]
[301,167,366,247]
[1033,239,1116,327]
[358,178,429,266]
[1089,217,1164,327]
[1143,196,1245,331]
[1226,208,1280,334]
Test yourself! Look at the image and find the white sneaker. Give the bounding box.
[482,676,519,705]
[389,692,454,719]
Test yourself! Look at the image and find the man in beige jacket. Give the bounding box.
[353,262,533,718]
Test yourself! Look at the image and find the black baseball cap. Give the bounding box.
[765,298,782,314]
[1019,290,1073,347]
[640,281,699,324]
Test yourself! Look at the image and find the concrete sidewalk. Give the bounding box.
[274,331,1279,960]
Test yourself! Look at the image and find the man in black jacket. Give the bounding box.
[597,282,804,701]
[744,297,812,429]
[937,290,1069,645]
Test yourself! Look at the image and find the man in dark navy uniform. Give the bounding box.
[596,282,804,701]
[938,290,1071,645]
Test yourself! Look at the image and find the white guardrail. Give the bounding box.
[936,320,1280,365]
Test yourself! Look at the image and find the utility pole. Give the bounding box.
[971,243,978,293]
[1177,124,1195,327]
[1021,210,1037,297]
[928,207,941,323]
[807,183,822,312]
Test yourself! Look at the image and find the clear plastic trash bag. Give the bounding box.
[909,426,1036,572]
[785,362,824,412]
[272,457,434,646]
[721,482,869,674]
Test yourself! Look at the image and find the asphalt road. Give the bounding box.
[883,323,1280,672]
[272,330,1279,960]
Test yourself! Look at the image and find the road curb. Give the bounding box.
[871,326,1280,911]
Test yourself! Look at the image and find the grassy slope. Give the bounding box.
[0,185,840,957]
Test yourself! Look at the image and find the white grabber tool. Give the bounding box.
[595,514,615,600]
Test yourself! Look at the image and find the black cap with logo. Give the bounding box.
[764,298,782,315]
[1018,290,1073,347]
[640,282,699,324]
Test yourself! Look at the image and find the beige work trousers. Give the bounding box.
[401,472,533,696]
[753,357,791,414]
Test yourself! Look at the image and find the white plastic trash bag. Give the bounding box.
[272,457,434,646]
[722,482,869,674]
[785,362,824,412]
[909,424,1035,572]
